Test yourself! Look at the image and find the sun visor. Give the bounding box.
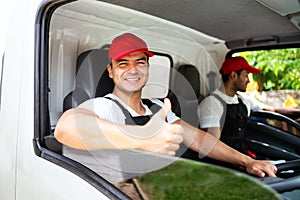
[256,0,300,16]
[225,33,300,49]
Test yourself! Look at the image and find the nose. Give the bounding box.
[127,62,138,72]
[246,75,250,84]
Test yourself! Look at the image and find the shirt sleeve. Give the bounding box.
[198,96,224,128]
[238,92,267,112]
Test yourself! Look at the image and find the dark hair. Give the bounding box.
[221,69,243,83]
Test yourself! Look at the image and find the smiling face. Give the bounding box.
[107,52,149,96]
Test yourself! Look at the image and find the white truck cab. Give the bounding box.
[1,0,300,199]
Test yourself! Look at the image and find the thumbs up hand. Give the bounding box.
[138,98,184,156]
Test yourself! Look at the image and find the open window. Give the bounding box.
[34,0,175,198]
[228,47,300,161]
[34,1,133,199]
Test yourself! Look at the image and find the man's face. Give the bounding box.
[107,52,149,94]
[234,70,250,92]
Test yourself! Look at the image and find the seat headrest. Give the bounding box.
[75,46,114,98]
[63,46,114,111]
[172,64,200,100]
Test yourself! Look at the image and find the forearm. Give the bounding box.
[176,120,277,177]
[264,106,300,115]
[54,108,141,150]
[195,132,252,169]
[203,135,252,168]
[54,107,183,155]
[179,120,252,168]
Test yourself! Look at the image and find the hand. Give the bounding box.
[136,98,183,156]
[244,159,277,177]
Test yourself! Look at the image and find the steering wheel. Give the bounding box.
[251,110,300,131]
[266,159,300,193]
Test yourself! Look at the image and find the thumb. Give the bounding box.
[257,171,266,178]
[162,98,171,119]
[146,98,171,127]
[155,98,171,121]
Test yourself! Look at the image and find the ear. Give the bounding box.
[230,71,237,80]
[107,64,113,78]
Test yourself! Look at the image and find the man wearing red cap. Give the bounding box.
[198,56,299,158]
[55,34,277,184]
[199,56,268,158]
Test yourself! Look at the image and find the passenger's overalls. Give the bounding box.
[213,94,256,158]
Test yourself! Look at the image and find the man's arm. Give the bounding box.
[263,106,300,122]
[173,120,277,177]
[243,92,300,122]
[54,99,183,156]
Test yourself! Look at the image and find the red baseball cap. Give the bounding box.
[221,56,262,75]
[108,33,154,61]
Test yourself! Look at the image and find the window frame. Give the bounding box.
[33,1,130,199]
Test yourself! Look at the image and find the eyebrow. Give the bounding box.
[136,57,147,62]
[116,56,147,63]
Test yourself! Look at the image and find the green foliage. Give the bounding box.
[237,48,300,91]
[137,159,280,200]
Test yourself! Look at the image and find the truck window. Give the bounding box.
[232,48,300,135]
[34,1,130,199]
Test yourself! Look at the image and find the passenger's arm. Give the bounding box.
[263,106,300,122]
[173,120,277,177]
[266,106,299,115]
[54,99,183,156]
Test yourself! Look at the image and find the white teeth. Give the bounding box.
[126,78,139,80]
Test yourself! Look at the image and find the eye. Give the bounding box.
[136,60,147,66]
[118,62,128,68]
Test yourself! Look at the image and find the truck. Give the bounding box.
[1,0,300,199]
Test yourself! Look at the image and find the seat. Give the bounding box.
[168,64,205,160]
[63,45,114,111]
[168,64,203,127]
[46,46,114,154]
